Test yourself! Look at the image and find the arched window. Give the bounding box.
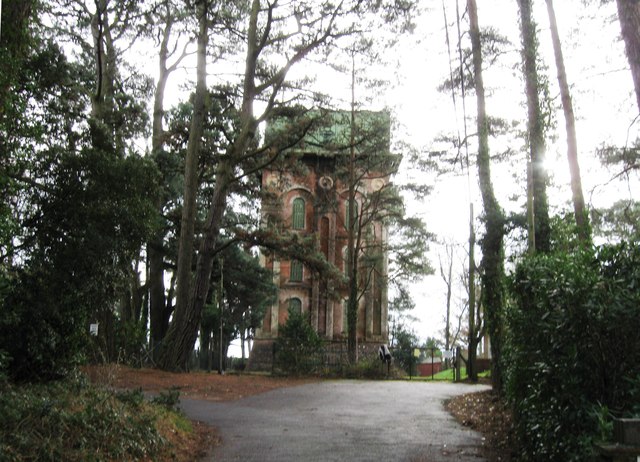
[342,246,350,277]
[290,259,303,282]
[292,197,305,229]
[345,200,358,230]
[342,299,349,333]
[289,297,302,315]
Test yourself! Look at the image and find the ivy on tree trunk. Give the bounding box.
[517,0,551,253]
[468,0,506,393]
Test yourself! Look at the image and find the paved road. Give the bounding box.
[180,380,491,462]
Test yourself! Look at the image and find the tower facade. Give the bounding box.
[249,110,391,368]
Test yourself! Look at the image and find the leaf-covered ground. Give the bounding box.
[445,389,516,462]
[85,364,317,401]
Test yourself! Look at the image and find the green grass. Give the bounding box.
[409,367,491,381]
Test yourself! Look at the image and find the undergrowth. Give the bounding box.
[0,371,191,461]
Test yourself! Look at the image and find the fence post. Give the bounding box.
[431,347,435,380]
[409,345,413,380]
[271,342,276,375]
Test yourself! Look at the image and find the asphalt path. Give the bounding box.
[180,380,491,462]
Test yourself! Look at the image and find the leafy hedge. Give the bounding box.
[506,243,640,461]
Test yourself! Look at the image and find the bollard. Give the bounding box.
[597,418,640,462]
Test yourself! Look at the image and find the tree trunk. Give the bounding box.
[439,244,454,368]
[468,0,506,393]
[89,0,118,153]
[0,0,34,105]
[347,51,359,364]
[158,0,260,371]
[175,40,262,369]
[158,0,207,370]
[545,0,590,244]
[526,160,535,253]
[241,328,246,360]
[199,324,212,370]
[467,204,477,381]
[517,0,550,253]
[617,0,640,114]
[148,8,173,361]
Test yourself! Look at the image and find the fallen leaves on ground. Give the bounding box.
[84,364,318,401]
[445,389,516,462]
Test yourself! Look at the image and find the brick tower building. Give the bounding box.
[248,110,391,369]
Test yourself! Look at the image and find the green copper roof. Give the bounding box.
[264,109,391,158]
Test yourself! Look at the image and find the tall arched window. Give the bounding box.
[292,197,305,229]
[290,259,303,282]
[289,297,302,315]
[345,200,358,230]
[342,246,350,276]
[342,299,349,333]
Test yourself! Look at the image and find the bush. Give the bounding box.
[229,357,247,371]
[506,243,640,461]
[0,151,158,382]
[274,308,322,374]
[0,267,88,382]
[339,353,403,379]
[0,375,169,461]
[151,387,181,411]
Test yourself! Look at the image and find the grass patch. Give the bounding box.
[409,367,491,381]
[0,370,203,461]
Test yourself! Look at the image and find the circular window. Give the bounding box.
[318,176,334,190]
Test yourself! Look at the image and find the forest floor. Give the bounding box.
[85,365,515,461]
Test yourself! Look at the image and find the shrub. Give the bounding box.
[339,353,403,379]
[274,308,322,374]
[506,243,640,461]
[151,386,181,411]
[0,267,88,382]
[0,375,169,461]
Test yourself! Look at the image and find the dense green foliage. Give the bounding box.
[0,1,159,379]
[0,374,188,461]
[1,149,158,381]
[506,243,640,461]
[274,309,323,374]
